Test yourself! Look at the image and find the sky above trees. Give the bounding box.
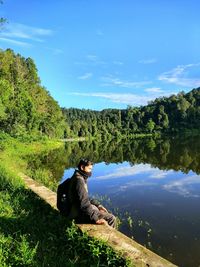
[0,0,200,110]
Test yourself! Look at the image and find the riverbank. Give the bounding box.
[20,173,177,267]
[60,137,86,142]
[59,132,161,143]
[0,134,130,266]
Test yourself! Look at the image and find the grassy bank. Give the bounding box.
[0,134,130,267]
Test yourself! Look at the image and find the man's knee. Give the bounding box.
[106,213,117,228]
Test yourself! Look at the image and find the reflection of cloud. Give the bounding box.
[149,172,169,179]
[95,164,150,179]
[151,202,165,207]
[118,181,156,191]
[95,164,169,180]
[93,163,174,194]
[94,163,200,198]
[158,63,200,87]
[93,162,200,198]
[163,174,200,197]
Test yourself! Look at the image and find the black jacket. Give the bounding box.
[69,170,101,222]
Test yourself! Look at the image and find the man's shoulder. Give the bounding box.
[72,171,85,182]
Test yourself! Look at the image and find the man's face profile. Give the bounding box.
[81,164,93,174]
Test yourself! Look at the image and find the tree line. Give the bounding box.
[0,48,200,140]
[62,88,200,139]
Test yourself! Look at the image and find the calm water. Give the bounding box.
[29,136,200,267]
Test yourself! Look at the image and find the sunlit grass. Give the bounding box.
[0,133,131,266]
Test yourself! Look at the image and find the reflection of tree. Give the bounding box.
[27,136,200,183]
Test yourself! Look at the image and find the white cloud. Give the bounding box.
[71,92,153,106]
[78,72,93,80]
[6,22,52,40]
[85,54,107,66]
[113,61,124,65]
[70,89,176,106]
[45,47,64,55]
[158,63,200,87]
[75,56,123,67]
[0,37,30,47]
[101,76,151,88]
[96,29,103,36]
[144,87,177,103]
[144,87,164,93]
[139,58,157,64]
[52,48,63,55]
[0,22,53,46]
[87,54,98,61]
[70,80,179,106]
[74,61,87,66]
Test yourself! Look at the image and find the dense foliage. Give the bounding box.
[1,48,199,140]
[62,88,200,139]
[0,49,66,138]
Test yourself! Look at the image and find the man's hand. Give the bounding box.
[96,218,108,225]
[98,205,108,213]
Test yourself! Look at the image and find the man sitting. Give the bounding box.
[59,159,116,228]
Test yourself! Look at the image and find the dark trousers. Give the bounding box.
[98,211,116,228]
[76,205,117,228]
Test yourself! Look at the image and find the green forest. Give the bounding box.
[0,49,200,140]
[0,49,66,139]
[63,88,200,139]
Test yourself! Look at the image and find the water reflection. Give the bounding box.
[28,135,200,179]
[92,163,200,198]
[87,162,200,267]
[27,136,200,267]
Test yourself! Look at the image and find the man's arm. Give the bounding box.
[90,198,108,213]
[75,177,99,222]
[90,198,100,207]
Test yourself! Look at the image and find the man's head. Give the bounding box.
[78,159,93,176]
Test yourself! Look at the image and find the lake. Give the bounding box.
[28,135,200,267]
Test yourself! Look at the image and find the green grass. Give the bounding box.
[0,134,131,267]
[0,132,62,175]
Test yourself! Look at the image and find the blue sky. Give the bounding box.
[0,0,200,110]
